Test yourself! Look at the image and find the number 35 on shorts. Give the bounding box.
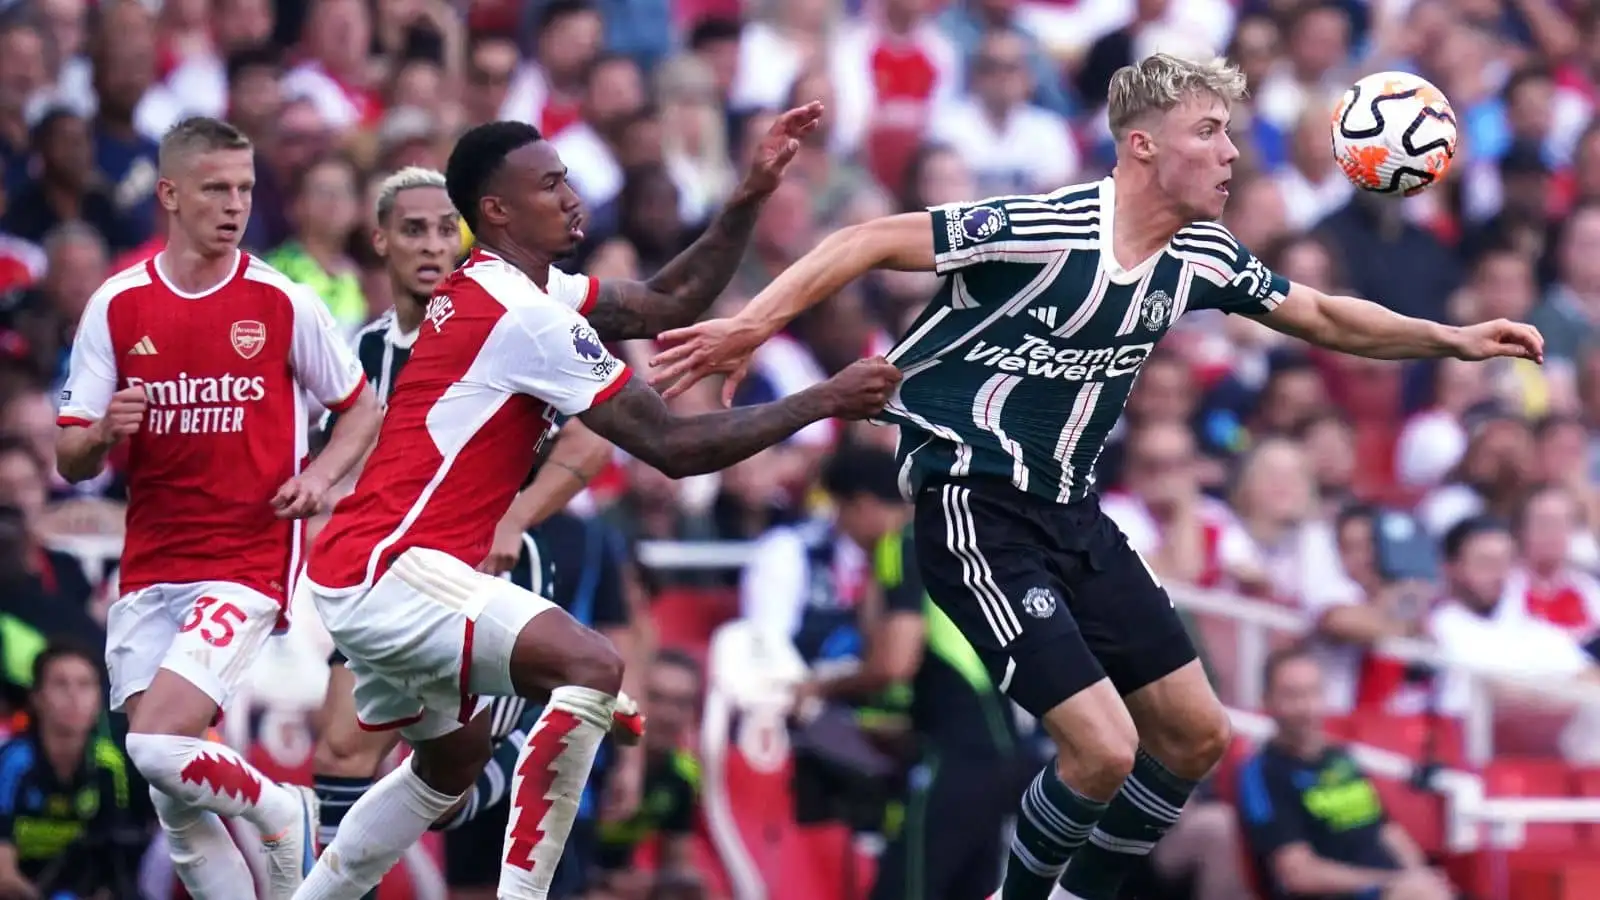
[179,596,249,647]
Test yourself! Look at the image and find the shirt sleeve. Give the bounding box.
[547,267,601,316]
[659,763,698,834]
[928,194,1080,275]
[57,287,120,426]
[494,302,633,416]
[288,285,366,412]
[879,528,924,615]
[1235,753,1308,861]
[1179,223,1291,316]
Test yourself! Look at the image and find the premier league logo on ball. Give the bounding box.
[961,205,1007,243]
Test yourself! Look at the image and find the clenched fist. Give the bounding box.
[817,357,902,420]
[96,385,148,444]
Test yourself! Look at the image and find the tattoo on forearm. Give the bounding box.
[586,190,766,341]
[580,378,822,478]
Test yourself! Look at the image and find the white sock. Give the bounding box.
[150,787,254,900]
[499,685,615,900]
[298,757,461,900]
[127,733,301,837]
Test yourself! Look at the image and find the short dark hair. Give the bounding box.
[688,16,740,50]
[159,116,251,175]
[653,647,702,680]
[1262,643,1318,694]
[1442,514,1508,562]
[225,44,281,84]
[821,444,902,503]
[537,0,598,35]
[30,638,99,689]
[1503,65,1553,105]
[445,120,543,233]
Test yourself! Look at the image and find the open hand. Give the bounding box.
[650,317,768,404]
[1450,319,1544,363]
[817,357,902,420]
[271,471,331,519]
[741,101,824,196]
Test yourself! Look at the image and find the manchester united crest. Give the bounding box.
[231,320,266,359]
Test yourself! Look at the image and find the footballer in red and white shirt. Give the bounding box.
[54,117,382,900]
[296,106,900,900]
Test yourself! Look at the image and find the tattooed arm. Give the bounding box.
[582,101,824,342]
[584,185,767,341]
[577,359,899,478]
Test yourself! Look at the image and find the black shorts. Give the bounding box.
[328,648,347,666]
[914,478,1196,718]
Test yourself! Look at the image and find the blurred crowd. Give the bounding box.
[0,0,1598,896]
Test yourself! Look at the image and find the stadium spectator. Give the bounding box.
[930,28,1078,196]
[1428,516,1600,725]
[0,640,141,899]
[1237,646,1455,900]
[267,153,367,333]
[595,650,702,894]
[1304,505,1435,714]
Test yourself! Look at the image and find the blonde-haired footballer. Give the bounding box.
[651,53,1537,900]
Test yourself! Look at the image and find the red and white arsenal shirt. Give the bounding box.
[307,249,629,591]
[56,251,365,604]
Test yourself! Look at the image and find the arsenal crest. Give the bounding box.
[231,320,266,359]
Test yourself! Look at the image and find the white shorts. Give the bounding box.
[105,581,281,712]
[304,547,558,742]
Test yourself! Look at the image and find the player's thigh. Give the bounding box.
[913,483,1107,719]
[155,581,278,706]
[1062,524,1199,699]
[104,586,180,713]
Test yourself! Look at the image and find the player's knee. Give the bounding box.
[1161,705,1232,780]
[562,628,625,696]
[312,718,388,777]
[1056,730,1137,798]
[126,732,187,789]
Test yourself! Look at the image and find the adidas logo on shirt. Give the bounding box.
[128,336,158,356]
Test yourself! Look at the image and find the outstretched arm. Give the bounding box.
[645,212,933,401]
[577,359,898,479]
[727,212,935,341]
[584,187,767,341]
[1256,282,1544,362]
[583,102,824,342]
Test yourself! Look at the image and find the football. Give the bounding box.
[1330,71,1458,196]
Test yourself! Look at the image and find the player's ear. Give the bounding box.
[480,195,509,228]
[371,225,389,259]
[1127,128,1156,162]
[155,177,179,213]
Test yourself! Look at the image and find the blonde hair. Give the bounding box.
[374,166,448,224]
[1107,53,1248,139]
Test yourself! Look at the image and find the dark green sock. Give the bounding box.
[1001,762,1109,900]
[1058,748,1198,900]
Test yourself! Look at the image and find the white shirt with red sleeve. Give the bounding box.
[57,264,145,426]
[287,279,368,412]
[545,266,601,315]
[308,249,629,591]
[56,252,366,607]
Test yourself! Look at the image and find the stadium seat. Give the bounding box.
[650,587,740,661]
[1370,776,1445,857]
[1567,768,1600,846]
[1348,713,1465,769]
[1484,759,1580,851]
